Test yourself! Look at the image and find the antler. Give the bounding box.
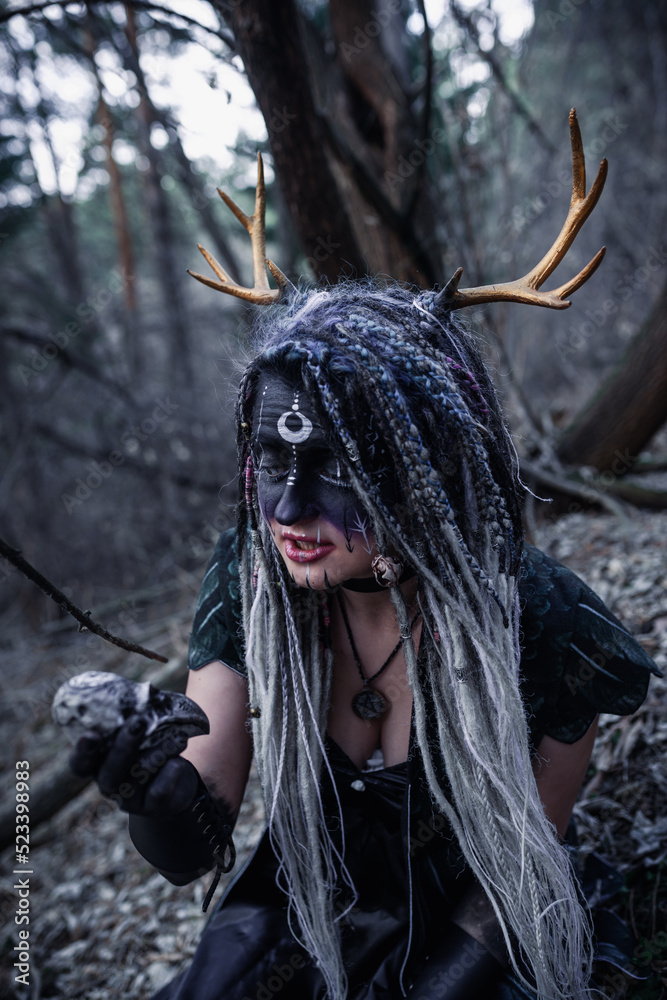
[441,109,608,311]
[187,152,292,305]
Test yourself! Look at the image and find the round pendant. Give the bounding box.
[351,687,388,721]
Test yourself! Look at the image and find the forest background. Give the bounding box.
[0,1,666,998]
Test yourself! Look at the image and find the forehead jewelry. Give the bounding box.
[336,592,421,721]
[277,391,313,444]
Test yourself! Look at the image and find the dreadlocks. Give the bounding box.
[235,280,595,1000]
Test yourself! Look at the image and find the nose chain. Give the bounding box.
[336,592,421,720]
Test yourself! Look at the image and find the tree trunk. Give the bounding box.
[215,0,365,283]
[216,0,444,286]
[96,93,136,312]
[122,5,193,386]
[556,280,667,473]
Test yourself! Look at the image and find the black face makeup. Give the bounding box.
[250,376,371,547]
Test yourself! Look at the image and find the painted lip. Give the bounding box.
[282,532,335,563]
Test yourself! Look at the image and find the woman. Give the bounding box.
[72,136,658,999]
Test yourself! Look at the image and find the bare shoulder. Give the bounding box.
[532,720,598,838]
[181,661,252,818]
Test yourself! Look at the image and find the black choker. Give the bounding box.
[341,568,416,593]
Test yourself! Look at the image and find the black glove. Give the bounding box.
[70,715,198,815]
[70,717,235,906]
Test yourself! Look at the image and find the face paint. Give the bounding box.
[251,377,368,533]
[249,375,377,586]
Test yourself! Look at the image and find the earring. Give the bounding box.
[371,554,404,587]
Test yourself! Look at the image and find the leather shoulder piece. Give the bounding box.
[518,545,661,747]
[188,527,246,676]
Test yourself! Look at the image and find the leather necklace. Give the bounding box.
[336,591,421,721]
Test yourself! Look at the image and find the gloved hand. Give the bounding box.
[54,670,210,816]
[53,672,236,903]
[70,716,199,816]
[71,717,235,900]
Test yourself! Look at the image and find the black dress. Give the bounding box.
[152,531,660,1000]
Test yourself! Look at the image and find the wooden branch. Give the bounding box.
[0,536,168,662]
[4,326,137,408]
[521,457,667,513]
[519,459,630,520]
[633,457,667,474]
[573,478,667,510]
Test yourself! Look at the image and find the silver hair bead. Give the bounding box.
[345,440,360,463]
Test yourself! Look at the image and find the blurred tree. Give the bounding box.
[515,0,667,475]
[0,3,245,600]
[557,280,667,473]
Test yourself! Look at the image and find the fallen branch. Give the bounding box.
[0,536,167,663]
[520,459,667,513]
[519,459,630,520]
[633,457,667,474]
[576,477,667,510]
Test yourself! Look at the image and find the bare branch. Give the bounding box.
[0,0,235,47]
[449,1,556,154]
[4,326,137,408]
[519,459,630,520]
[0,536,168,662]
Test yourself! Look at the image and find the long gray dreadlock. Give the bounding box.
[234,280,596,1000]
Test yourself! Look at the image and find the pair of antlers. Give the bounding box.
[188,109,607,311]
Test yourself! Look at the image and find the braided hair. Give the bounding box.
[235,280,594,999]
